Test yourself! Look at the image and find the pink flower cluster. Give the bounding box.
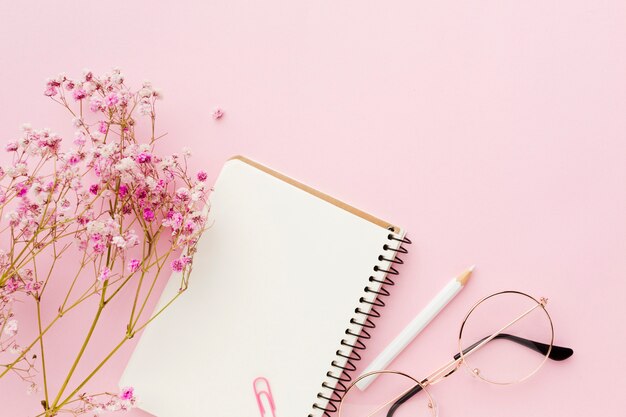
[1,252,42,363]
[0,69,210,415]
[45,69,162,119]
[31,69,207,275]
[71,388,137,415]
[0,265,38,388]
[170,255,192,273]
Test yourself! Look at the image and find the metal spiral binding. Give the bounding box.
[309,231,412,417]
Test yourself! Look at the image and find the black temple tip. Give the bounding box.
[549,345,574,361]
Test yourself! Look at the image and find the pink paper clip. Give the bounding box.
[253,377,276,417]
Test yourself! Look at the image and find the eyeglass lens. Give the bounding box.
[339,372,436,417]
[458,291,553,384]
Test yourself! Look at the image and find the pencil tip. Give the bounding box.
[457,265,475,285]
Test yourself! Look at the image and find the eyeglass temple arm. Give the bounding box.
[453,333,574,362]
[386,379,425,417]
[386,335,574,417]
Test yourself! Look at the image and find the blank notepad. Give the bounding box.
[120,156,410,417]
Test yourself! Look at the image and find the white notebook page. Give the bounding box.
[120,156,406,417]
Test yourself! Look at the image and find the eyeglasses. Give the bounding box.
[338,290,574,417]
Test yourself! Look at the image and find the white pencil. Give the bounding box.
[356,265,475,390]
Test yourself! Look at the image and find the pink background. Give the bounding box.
[1,1,625,416]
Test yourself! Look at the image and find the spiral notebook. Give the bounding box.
[120,156,410,417]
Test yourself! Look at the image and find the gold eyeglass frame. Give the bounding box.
[337,290,556,417]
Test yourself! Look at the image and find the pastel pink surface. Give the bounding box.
[0,1,624,416]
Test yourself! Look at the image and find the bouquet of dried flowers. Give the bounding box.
[0,68,209,416]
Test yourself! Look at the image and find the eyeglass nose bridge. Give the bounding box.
[427,359,463,386]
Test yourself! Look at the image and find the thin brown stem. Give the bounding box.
[36,300,50,411]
